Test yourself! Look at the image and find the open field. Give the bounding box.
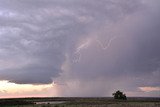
[0,97,160,107]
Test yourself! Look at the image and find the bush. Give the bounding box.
[112,90,127,100]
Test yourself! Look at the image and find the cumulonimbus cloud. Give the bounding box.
[0,0,159,97]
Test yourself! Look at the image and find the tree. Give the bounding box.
[112,90,127,100]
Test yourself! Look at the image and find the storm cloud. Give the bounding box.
[0,0,160,97]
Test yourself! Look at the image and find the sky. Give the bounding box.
[0,0,160,98]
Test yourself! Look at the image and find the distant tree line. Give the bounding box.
[0,99,34,106]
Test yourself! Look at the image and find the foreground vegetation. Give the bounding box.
[0,97,159,107]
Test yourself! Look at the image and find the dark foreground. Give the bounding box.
[0,97,160,107]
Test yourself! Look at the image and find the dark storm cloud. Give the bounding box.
[55,1,160,97]
[68,10,160,91]
[0,0,142,84]
[0,0,159,96]
[1,64,60,84]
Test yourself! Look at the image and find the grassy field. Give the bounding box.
[0,97,160,107]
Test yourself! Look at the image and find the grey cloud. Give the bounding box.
[56,0,160,97]
[0,0,159,97]
[1,64,60,84]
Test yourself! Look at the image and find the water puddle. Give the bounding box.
[35,101,65,105]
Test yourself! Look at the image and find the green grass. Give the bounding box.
[0,97,160,107]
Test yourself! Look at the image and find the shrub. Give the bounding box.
[112,90,127,100]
